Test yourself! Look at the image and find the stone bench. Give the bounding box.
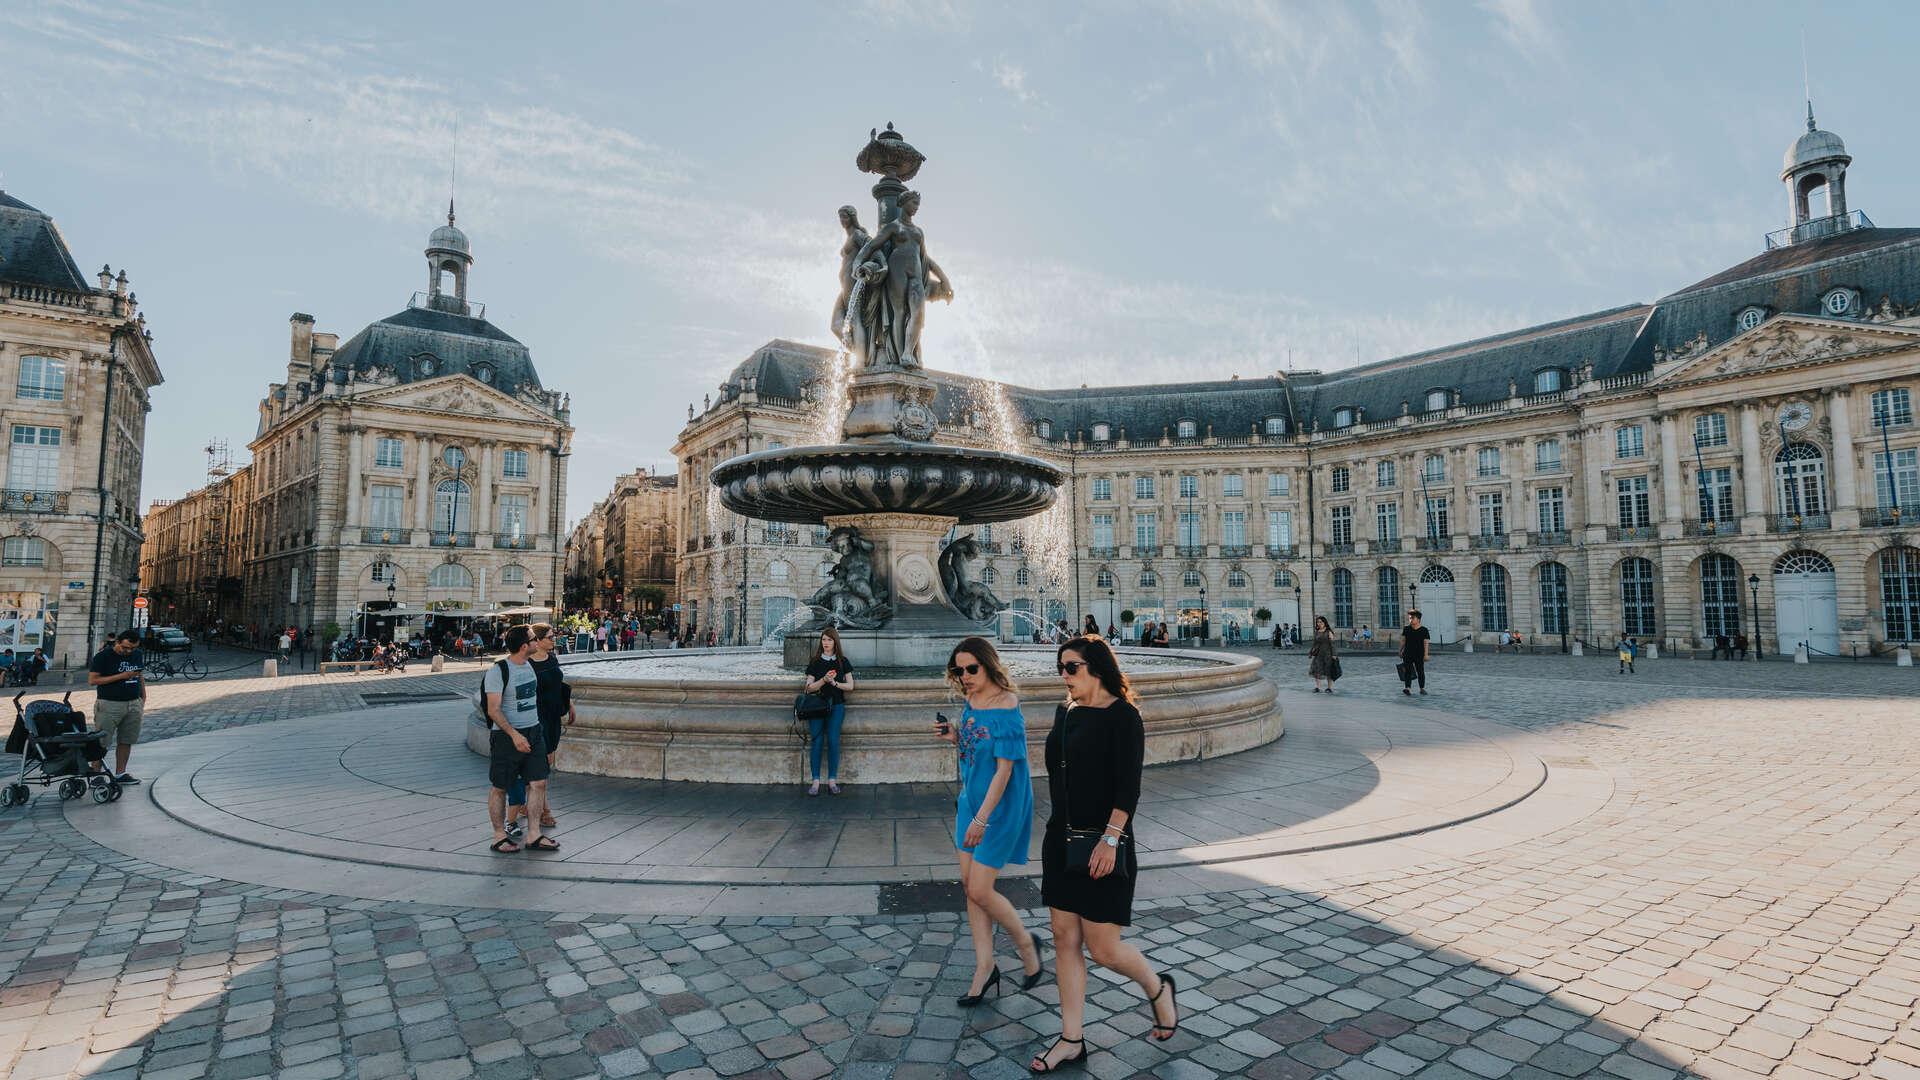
[319,660,380,675]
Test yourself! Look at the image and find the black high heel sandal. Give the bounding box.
[1029,1036,1086,1073]
[1021,940,1047,991]
[957,966,1001,1007]
[1147,972,1179,1040]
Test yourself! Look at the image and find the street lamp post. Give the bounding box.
[1294,584,1302,646]
[1107,586,1116,639]
[1199,585,1208,645]
[1747,573,1762,660]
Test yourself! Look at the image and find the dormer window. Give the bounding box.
[1035,419,1052,439]
[473,363,494,385]
[416,355,438,378]
[1425,389,1450,412]
[1822,288,1855,316]
[1333,407,1355,429]
[1264,416,1287,436]
[1533,369,1564,394]
[1176,419,1198,438]
[1091,422,1112,442]
[1737,306,1766,332]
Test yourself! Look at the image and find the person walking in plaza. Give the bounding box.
[1400,610,1431,695]
[484,625,557,853]
[1617,634,1637,675]
[1309,616,1339,693]
[506,623,575,837]
[1031,635,1178,1072]
[802,626,855,795]
[88,630,147,784]
[934,636,1042,1008]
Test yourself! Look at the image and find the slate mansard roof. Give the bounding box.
[705,226,1920,440]
[0,191,94,293]
[323,304,546,398]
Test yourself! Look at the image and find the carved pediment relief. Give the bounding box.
[1652,317,1920,387]
[356,375,553,424]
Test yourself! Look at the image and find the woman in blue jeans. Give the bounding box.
[803,626,855,795]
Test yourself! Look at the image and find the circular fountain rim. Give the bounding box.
[558,645,1256,691]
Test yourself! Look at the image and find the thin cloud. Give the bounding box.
[1478,0,1558,60]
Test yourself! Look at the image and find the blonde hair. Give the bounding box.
[945,635,1016,696]
[529,622,553,641]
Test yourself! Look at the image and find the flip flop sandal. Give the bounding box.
[490,838,521,853]
[524,836,561,853]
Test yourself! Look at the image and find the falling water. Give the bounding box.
[807,281,864,446]
[759,603,837,648]
[971,376,1074,591]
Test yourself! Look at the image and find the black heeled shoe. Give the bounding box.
[1029,1036,1086,1073]
[957,966,1001,1007]
[1021,940,1047,991]
[1147,972,1179,1040]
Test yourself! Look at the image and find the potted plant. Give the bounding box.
[1119,609,1135,625]
[1254,607,1273,626]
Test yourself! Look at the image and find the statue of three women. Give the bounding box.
[832,191,954,371]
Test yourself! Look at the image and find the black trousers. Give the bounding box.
[1401,658,1426,688]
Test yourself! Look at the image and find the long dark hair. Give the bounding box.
[812,625,843,664]
[1314,616,1330,634]
[1057,633,1137,705]
[946,635,1015,696]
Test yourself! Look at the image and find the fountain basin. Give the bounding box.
[711,442,1064,524]
[467,647,1281,784]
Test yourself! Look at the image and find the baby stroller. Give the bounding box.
[1,691,123,808]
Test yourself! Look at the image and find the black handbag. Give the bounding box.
[1396,660,1412,683]
[1058,705,1129,878]
[1328,657,1342,682]
[793,692,833,721]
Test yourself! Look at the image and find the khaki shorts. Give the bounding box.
[94,698,144,748]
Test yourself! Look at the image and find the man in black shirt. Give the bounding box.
[1400,610,1432,696]
[88,630,147,782]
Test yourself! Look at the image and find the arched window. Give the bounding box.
[1273,570,1293,589]
[1420,564,1455,584]
[980,565,996,584]
[1536,562,1569,635]
[1264,416,1287,436]
[1091,422,1112,442]
[1,537,47,567]
[500,564,527,585]
[1139,570,1157,588]
[1880,547,1920,643]
[1774,550,1835,576]
[1095,569,1114,588]
[1774,444,1828,519]
[767,561,790,584]
[1533,369,1564,394]
[1737,307,1766,332]
[1227,570,1248,589]
[1425,389,1450,412]
[1332,568,1354,628]
[1183,570,1201,588]
[1699,554,1742,638]
[428,563,473,589]
[1176,419,1198,439]
[1620,557,1656,636]
[1016,567,1031,587]
[1377,566,1401,627]
[434,480,472,534]
[1479,564,1509,630]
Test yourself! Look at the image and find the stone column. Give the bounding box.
[1509,440,1527,543]
[1583,427,1608,542]
[1740,406,1766,532]
[415,437,432,530]
[1828,389,1858,523]
[344,427,362,528]
[478,444,494,541]
[1658,414,1683,538]
[534,449,552,543]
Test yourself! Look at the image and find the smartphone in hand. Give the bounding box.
[933,712,951,736]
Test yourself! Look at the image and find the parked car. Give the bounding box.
[143,626,194,653]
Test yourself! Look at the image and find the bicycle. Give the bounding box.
[143,655,207,681]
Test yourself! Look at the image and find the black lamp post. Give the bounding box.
[527,580,536,607]
[1293,584,1302,642]
[1747,573,1762,659]
[1199,585,1208,645]
[1107,586,1116,638]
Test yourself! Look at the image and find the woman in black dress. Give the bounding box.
[1308,615,1338,693]
[1031,635,1179,1073]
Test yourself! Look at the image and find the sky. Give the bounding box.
[5,0,1917,527]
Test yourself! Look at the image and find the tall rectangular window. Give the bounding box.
[1266,473,1289,497]
[1423,496,1449,539]
[502,449,529,479]
[1616,424,1646,459]
[1538,487,1565,533]
[374,438,404,469]
[1617,476,1651,527]
[1693,413,1728,448]
[6,426,61,492]
[1222,474,1244,498]
[1177,510,1202,548]
[1134,475,1155,499]
[1536,439,1563,471]
[1179,474,1199,499]
[1134,512,1157,550]
[1090,478,1112,501]
[1871,388,1913,427]
[369,484,404,529]
[1091,513,1114,549]
[1375,502,1399,543]
[1376,461,1397,488]
[1332,569,1354,629]
[1875,449,1920,509]
[16,356,65,401]
[1699,467,1734,522]
[498,493,530,537]
[1330,467,1350,493]
[1476,447,1501,477]
[1478,492,1505,536]
[1266,510,1291,548]
[1221,510,1246,547]
[1422,455,1446,484]
[1329,506,1352,546]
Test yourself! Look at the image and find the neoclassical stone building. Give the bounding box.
[562,469,679,614]
[0,188,163,669]
[674,115,1919,657]
[146,212,572,643]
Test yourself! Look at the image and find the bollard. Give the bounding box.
[1793,644,1809,664]
[1898,647,1913,667]
[1571,641,1583,657]
[1462,637,1474,653]
[1645,643,1659,660]
[262,658,279,678]
[432,654,445,672]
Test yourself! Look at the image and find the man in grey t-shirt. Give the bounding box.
[485,626,555,852]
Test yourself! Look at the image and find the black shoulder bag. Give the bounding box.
[1059,704,1129,878]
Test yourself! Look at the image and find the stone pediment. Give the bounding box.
[1650,316,1920,387]
[355,376,553,423]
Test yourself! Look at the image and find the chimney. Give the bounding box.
[288,313,316,381]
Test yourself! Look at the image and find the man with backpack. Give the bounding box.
[483,626,557,853]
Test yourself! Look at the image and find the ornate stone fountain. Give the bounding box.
[710,124,1064,668]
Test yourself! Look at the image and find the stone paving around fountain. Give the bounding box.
[1,651,1917,1079]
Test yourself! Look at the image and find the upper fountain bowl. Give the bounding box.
[711,442,1063,525]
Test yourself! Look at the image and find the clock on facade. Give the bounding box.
[1777,401,1814,431]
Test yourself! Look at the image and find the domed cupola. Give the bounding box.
[1780,103,1856,245]
[424,201,473,314]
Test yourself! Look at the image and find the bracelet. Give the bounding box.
[1103,824,1124,834]
[972,817,989,827]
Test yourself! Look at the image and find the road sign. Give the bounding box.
[65,581,85,590]
[133,609,149,628]
[132,596,150,609]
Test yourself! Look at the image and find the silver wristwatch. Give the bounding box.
[1102,834,1119,848]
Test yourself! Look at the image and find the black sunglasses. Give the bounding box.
[948,662,982,676]
[1057,660,1088,675]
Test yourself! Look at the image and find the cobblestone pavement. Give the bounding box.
[1,654,1917,1078]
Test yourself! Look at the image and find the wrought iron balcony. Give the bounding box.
[360,527,413,545]
[1770,513,1831,533]
[430,530,475,548]
[1862,506,1907,528]
[494,532,537,550]
[1088,547,1119,559]
[1470,534,1509,550]
[1326,542,1355,556]
[1264,544,1297,559]
[1535,530,1572,546]
[810,529,832,547]
[1175,545,1207,558]
[979,541,1005,554]
[762,527,800,545]
[1766,209,1874,250]
[1415,536,1449,551]
[1220,545,1252,558]
[1608,525,1656,542]
[1,489,68,512]
[1683,519,1729,538]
